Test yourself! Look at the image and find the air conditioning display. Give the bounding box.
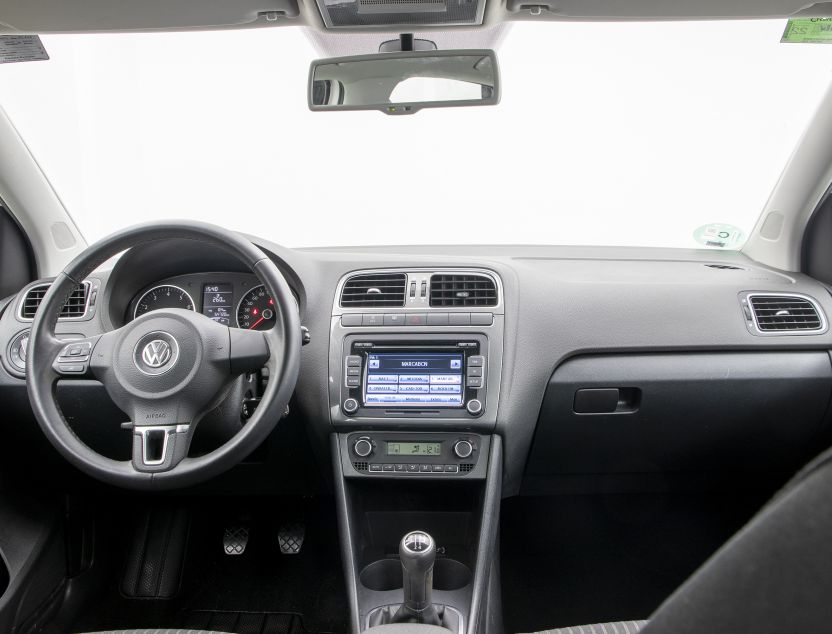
[364,352,463,407]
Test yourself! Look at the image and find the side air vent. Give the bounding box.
[20,283,89,320]
[341,273,407,308]
[748,295,823,332]
[429,274,498,307]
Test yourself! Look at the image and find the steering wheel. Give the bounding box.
[26,221,302,490]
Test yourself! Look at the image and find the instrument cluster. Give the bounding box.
[129,272,283,331]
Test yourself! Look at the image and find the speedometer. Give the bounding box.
[134,285,195,319]
[236,285,276,330]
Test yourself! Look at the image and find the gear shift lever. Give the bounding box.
[394,531,441,625]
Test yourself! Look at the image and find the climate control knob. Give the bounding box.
[343,398,359,415]
[453,440,474,459]
[353,437,373,458]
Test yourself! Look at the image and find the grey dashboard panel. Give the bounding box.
[523,351,832,494]
[4,239,832,495]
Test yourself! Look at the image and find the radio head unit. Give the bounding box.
[342,338,487,418]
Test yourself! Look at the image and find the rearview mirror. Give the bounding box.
[308,50,500,115]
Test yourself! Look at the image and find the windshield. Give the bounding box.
[1,20,831,249]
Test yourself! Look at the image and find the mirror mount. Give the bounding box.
[378,33,438,52]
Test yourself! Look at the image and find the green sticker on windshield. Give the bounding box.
[693,224,744,249]
[782,18,832,43]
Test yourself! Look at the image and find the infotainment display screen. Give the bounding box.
[364,352,464,407]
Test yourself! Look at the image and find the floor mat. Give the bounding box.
[69,497,346,634]
[500,492,769,633]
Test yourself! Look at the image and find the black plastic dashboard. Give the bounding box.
[2,237,832,496]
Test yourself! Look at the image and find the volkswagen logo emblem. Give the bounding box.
[133,332,179,376]
[142,340,172,368]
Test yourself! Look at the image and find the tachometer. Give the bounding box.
[134,285,195,319]
[236,285,276,330]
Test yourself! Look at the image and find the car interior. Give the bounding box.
[2,1,832,634]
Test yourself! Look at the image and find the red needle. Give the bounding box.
[248,316,265,330]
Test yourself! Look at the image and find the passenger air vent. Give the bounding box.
[20,283,89,320]
[748,295,823,332]
[429,274,498,307]
[341,273,407,308]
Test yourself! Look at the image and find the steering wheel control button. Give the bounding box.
[132,331,179,376]
[58,364,86,374]
[454,439,474,459]
[344,398,360,415]
[466,399,484,416]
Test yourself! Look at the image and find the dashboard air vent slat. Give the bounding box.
[21,283,88,319]
[749,295,823,332]
[341,273,407,308]
[429,274,498,307]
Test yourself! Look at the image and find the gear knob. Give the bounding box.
[399,531,438,620]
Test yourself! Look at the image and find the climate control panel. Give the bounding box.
[340,432,489,479]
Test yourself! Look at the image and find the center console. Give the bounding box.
[328,269,505,634]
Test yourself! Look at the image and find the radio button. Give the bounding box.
[395,464,406,472]
[468,355,485,367]
[344,399,361,415]
[346,355,363,367]
[420,465,431,472]
[432,465,444,472]
[407,464,419,472]
[346,377,361,388]
[369,464,383,472]
[467,366,483,378]
[346,367,361,377]
[445,465,459,473]
[466,399,484,416]
[466,377,484,388]
[383,464,395,472]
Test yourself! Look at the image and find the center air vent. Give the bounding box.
[748,294,824,332]
[341,273,407,308]
[20,283,89,320]
[429,274,498,307]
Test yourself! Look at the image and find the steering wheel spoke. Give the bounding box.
[131,422,192,473]
[228,327,272,374]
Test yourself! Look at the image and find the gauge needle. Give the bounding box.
[248,316,265,330]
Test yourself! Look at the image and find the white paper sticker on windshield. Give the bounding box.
[0,35,49,64]
[693,224,744,248]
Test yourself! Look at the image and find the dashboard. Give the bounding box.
[2,236,832,496]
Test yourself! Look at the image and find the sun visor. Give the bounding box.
[315,0,486,29]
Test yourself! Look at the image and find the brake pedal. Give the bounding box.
[223,525,250,555]
[278,522,305,555]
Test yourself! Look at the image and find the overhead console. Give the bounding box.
[328,269,504,429]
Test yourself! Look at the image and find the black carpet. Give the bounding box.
[500,492,769,633]
[70,497,347,634]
